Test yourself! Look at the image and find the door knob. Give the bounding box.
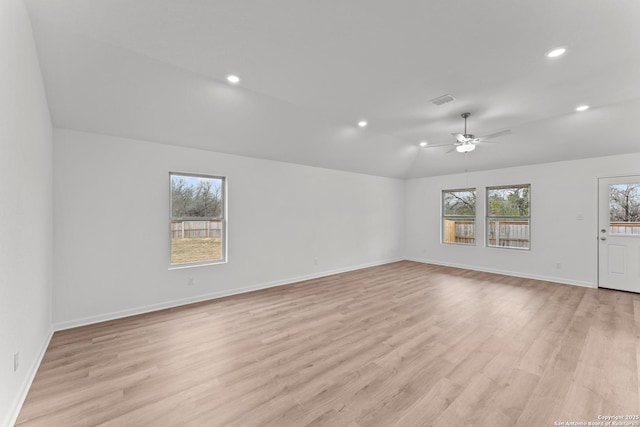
[600,237,607,241]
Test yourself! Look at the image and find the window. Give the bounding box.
[486,185,530,249]
[170,173,225,266]
[442,188,476,245]
[609,184,640,236]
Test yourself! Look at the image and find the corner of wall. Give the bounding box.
[0,0,54,424]
[3,328,54,427]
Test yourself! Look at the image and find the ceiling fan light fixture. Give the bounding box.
[419,141,428,147]
[448,112,509,154]
[456,144,475,153]
[357,120,368,128]
[575,105,590,112]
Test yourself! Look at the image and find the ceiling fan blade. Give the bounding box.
[446,146,457,154]
[452,133,467,143]
[477,129,512,141]
[423,143,454,148]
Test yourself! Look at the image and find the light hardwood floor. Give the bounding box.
[16,261,640,426]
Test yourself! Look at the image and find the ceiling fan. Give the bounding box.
[426,112,511,153]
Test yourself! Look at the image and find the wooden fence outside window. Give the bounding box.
[170,220,222,239]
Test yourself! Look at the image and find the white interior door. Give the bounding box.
[598,176,640,292]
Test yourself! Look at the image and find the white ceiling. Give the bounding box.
[25,0,640,178]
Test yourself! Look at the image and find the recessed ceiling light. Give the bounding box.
[546,47,566,58]
[226,74,240,84]
[357,120,368,128]
[419,141,428,147]
[575,105,589,112]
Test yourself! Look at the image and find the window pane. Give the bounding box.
[171,174,223,219]
[170,224,223,264]
[487,219,530,249]
[443,218,476,245]
[609,184,640,236]
[443,190,476,216]
[487,186,529,217]
[170,173,225,265]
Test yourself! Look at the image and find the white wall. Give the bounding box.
[53,129,403,327]
[0,0,53,425]
[404,152,640,287]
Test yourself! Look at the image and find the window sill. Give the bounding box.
[442,242,476,246]
[168,260,227,270]
[486,245,530,251]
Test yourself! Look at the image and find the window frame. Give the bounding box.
[441,188,477,246]
[169,172,227,269]
[485,184,531,250]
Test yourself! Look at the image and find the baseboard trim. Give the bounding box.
[4,326,54,427]
[54,258,403,331]
[405,257,595,288]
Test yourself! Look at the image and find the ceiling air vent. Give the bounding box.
[429,94,456,106]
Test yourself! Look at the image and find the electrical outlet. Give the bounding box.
[14,352,19,372]
[314,258,318,265]
[555,263,562,269]
[187,277,195,286]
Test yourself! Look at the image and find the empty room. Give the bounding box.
[3,0,640,426]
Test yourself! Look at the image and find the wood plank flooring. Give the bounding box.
[16,261,640,426]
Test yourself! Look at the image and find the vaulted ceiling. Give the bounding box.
[25,0,640,178]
